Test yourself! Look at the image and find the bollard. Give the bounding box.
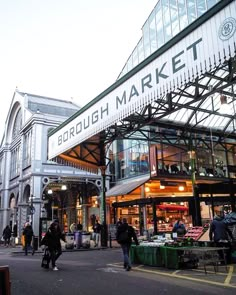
[0,265,11,295]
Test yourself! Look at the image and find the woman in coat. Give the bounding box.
[2,225,12,247]
[41,219,66,271]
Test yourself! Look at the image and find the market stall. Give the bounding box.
[130,243,228,272]
[130,225,231,271]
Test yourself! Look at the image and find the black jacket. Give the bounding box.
[3,226,11,239]
[209,215,232,242]
[23,225,34,244]
[93,223,102,234]
[41,224,65,250]
[116,223,139,245]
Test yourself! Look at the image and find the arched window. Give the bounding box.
[12,109,22,140]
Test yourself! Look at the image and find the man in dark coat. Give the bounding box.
[116,218,139,271]
[209,213,233,263]
[209,214,233,243]
[23,222,34,255]
[41,219,66,271]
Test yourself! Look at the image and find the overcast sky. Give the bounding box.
[0,0,157,139]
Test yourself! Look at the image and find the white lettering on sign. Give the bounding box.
[48,2,236,159]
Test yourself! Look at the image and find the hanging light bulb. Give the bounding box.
[61,185,67,190]
[178,185,185,191]
[145,187,150,193]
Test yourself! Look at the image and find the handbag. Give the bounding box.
[41,248,50,269]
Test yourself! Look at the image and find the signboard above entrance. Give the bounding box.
[48,1,236,160]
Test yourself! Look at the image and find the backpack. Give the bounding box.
[117,229,129,244]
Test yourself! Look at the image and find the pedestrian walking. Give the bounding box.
[116,217,123,228]
[23,222,34,255]
[116,218,139,271]
[92,220,101,247]
[41,219,66,271]
[209,211,233,263]
[2,225,12,247]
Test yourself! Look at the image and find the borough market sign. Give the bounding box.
[48,2,236,160]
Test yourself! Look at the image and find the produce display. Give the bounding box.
[184,226,204,240]
[139,235,174,247]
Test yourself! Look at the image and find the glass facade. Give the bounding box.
[118,0,219,78]
[109,139,150,182]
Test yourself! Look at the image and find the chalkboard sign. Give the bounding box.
[0,266,10,295]
[108,224,117,240]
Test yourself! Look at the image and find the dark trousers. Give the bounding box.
[25,237,32,255]
[121,243,131,267]
[49,248,62,267]
[4,238,10,246]
[215,241,231,264]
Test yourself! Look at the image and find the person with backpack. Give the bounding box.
[116,218,139,271]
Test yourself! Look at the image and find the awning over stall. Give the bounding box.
[106,175,150,197]
[157,204,188,211]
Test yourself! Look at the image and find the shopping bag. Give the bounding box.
[41,248,50,269]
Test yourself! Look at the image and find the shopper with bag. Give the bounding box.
[41,219,66,271]
[116,218,139,271]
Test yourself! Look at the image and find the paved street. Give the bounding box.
[0,246,235,295]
